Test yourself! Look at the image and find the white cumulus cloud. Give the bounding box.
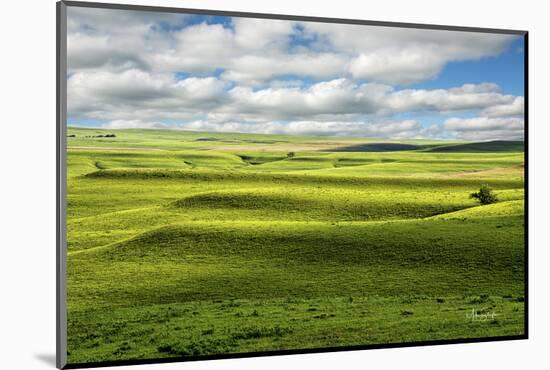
[66,7,525,141]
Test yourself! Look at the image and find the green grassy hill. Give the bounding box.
[66,127,525,364]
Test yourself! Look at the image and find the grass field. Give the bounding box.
[66,126,525,364]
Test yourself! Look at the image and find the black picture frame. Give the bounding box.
[56,1,529,368]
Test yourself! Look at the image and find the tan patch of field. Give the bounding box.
[444,164,524,178]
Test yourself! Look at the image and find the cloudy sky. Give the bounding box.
[66,7,525,140]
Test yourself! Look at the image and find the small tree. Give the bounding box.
[470,185,498,205]
[287,151,295,158]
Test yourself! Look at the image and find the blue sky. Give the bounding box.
[411,37,524,96]
[66,7,525,140]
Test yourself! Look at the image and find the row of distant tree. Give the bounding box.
[67,134,116,138]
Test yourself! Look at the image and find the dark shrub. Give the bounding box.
[470,185,498,205]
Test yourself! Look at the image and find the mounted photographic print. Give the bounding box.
[56,1,528,368]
